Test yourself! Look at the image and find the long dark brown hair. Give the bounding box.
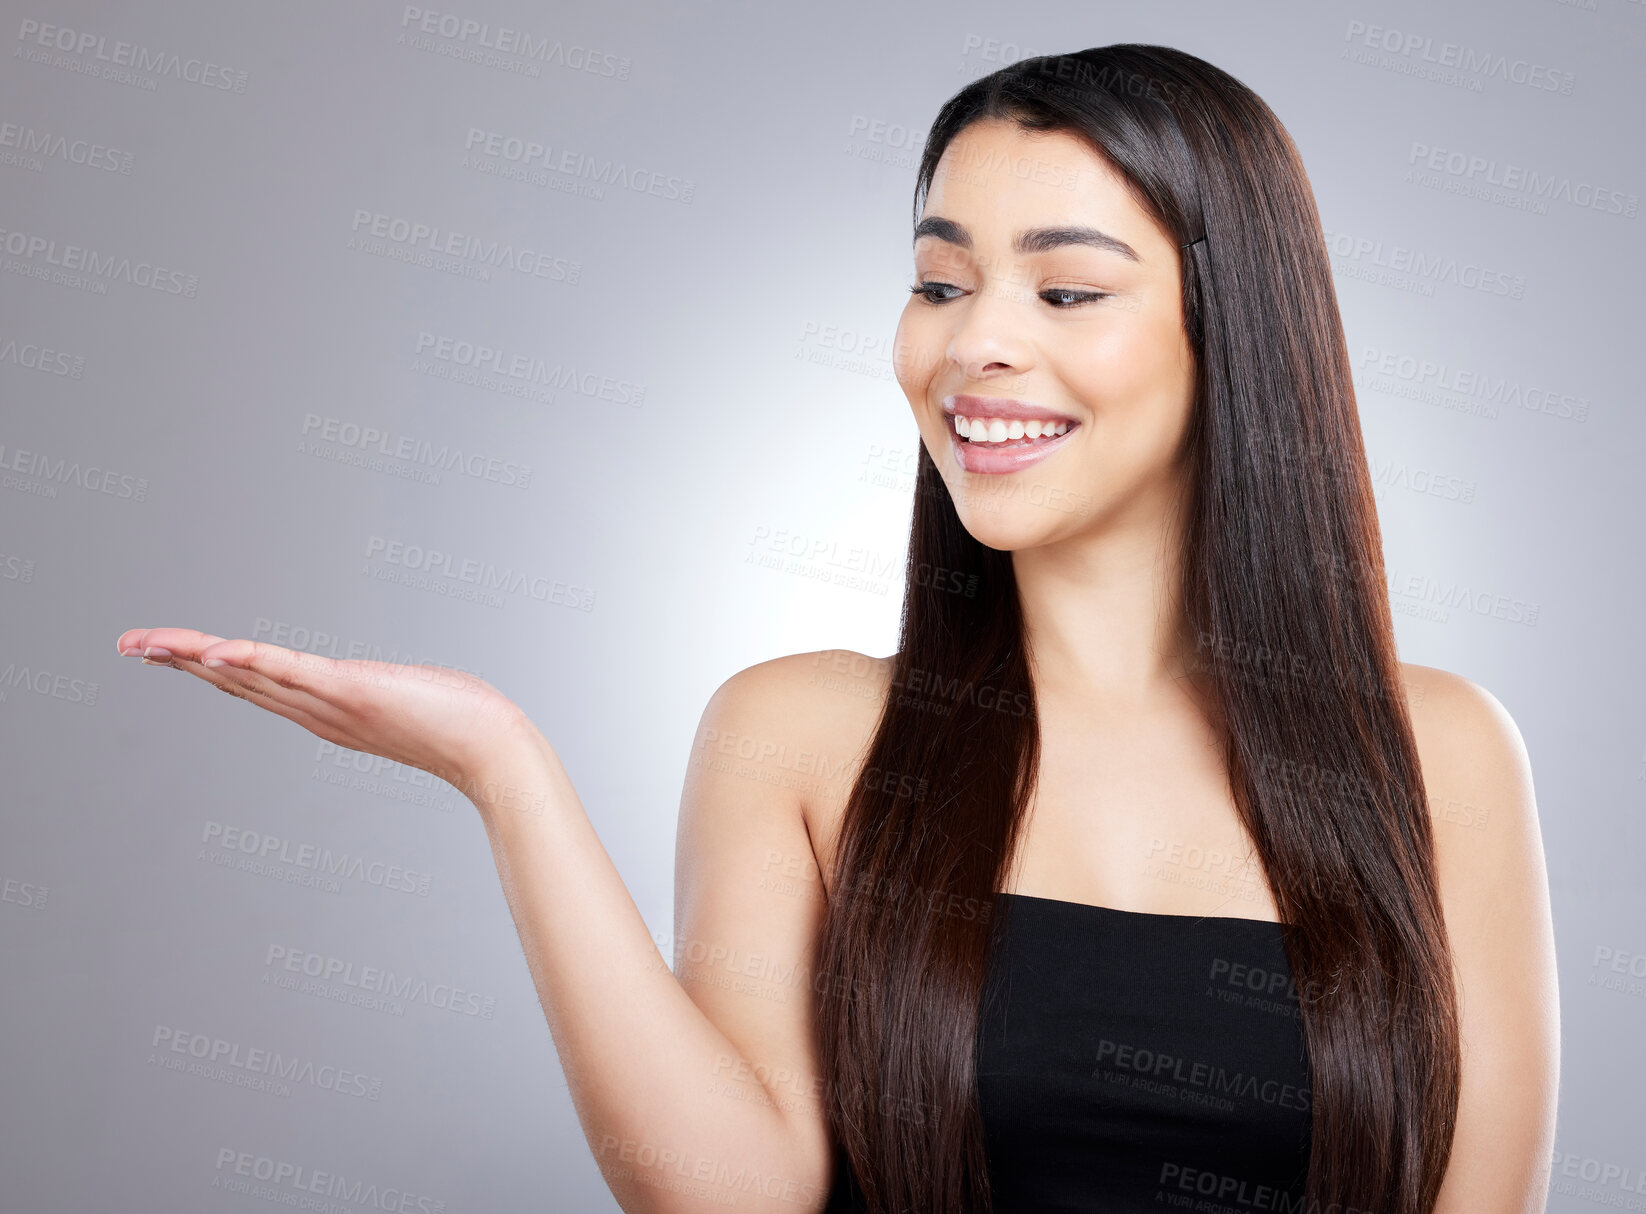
[814,44,1460,1214]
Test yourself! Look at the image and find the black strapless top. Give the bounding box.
[824,892,1313,1212]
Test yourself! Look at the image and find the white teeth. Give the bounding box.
[952,414,1069,444]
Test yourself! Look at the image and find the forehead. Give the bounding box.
[921,118,1149,248]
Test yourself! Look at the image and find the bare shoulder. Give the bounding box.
[1395,661,1560,1208]
[708,648,892,735]
[704,649,893,880]
[1398,661,1536,835]
[1397,659,1544,902]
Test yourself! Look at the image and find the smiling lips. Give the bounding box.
[943,394,1079,475]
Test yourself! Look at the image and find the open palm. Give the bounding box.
[115,626,534,798]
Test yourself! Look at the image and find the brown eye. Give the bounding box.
[1041,288,1110,308]
[908,280,965,304]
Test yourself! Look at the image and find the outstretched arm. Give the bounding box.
[115,628,838,1214]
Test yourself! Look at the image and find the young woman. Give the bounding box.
[116,44,1558,1214]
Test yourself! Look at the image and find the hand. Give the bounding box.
[114,626,539,802]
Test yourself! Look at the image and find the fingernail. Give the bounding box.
[143,647,172,660]
[203,658,228,668]
[119,646,141,656]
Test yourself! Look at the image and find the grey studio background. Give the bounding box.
[1,0,1641,1210]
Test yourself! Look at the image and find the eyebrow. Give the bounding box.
[912,215,1140,262]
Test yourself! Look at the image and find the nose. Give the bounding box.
[944,282,1034,381]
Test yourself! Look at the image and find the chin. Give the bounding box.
[943,479,1088,551]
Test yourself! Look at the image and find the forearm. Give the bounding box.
[464,727,832,1214]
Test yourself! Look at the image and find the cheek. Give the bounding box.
[1056,331,1137,411]
[1064,316,1180,406]
[893,304,939,394]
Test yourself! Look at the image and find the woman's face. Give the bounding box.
[894,117,1199,551]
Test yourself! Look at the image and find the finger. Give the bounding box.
[206,642,473,717]
[140,648,374,752]
[191,660,471,786]
[174,643,365,732]
[121,630,358,734]
[191,667,370,751]
[117,627,228,661]
[139,641,369,747]
[116,626,180,655]
[196,639,399,705]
